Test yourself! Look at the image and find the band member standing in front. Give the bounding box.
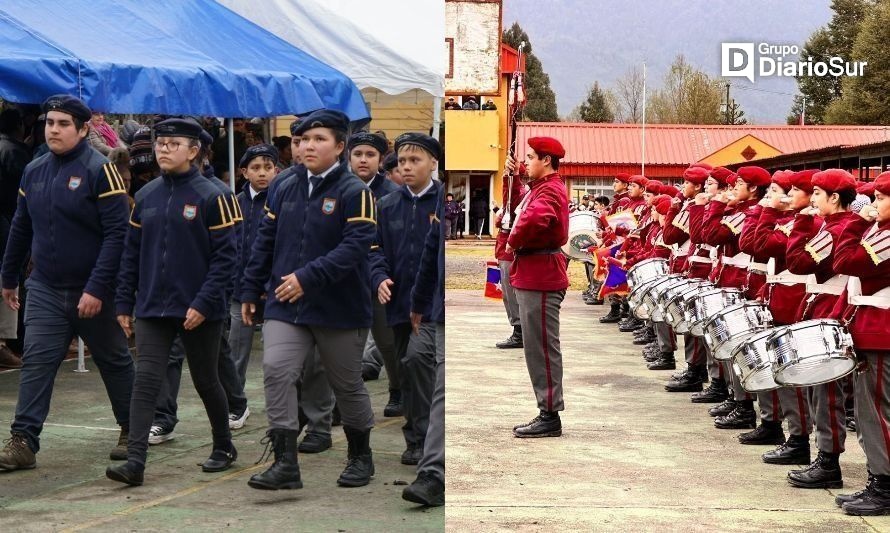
[504,136,569,438]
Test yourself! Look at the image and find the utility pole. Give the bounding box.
[725,83,731,125]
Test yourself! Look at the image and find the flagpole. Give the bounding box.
[641,61,647,176]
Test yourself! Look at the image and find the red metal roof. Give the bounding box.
[517,122,890,166]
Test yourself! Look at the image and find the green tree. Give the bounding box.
[825,1,890,124]
[726,99,747,125]
[791,0,877,124]
[502,22,559,122]
[576,82,615,123]
[786,95,816,125]
[649,55,722,124]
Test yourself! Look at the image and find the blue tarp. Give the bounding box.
[0,0,370,120]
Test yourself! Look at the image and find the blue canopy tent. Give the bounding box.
[0,0,370,188]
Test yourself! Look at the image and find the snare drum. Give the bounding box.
[769,319,856,387]
[636,275,680,320]
[686,288,745,337]
[563,212,603,262]
[655,278,697,324]
[665,280,713,332]
[704,301,773,360]
[628,281,655,317]
[627,258,669,289]
[732,328,781,393]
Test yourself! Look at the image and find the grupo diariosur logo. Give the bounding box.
[721,43,867,83]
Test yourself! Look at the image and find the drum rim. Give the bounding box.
[773,357,856,387]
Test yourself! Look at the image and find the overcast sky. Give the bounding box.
[503,0,835,124]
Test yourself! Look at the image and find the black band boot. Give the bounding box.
[738,419,785,445]
[513,410,562,438]
[337,426,374,487]
[618,318,643,332]
[248,429,303,490]
[714,400,756,429]
[600,303,622,323]
[762,434,810,465]
[383,389,403,418]
[836,472,875,507]
[787,450,843,489]
[647,353,676,370]
[691,378,729,403]
[708,398,736,416]
[842,475,890,516]
[496,326,523,349]
[664,364,705,392]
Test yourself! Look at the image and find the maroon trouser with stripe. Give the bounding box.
[515,288,566,412]
[856,352,890,475]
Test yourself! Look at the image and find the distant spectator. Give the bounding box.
[444,97,461,111]
[482,99,497,111]
[444,193,460,240]
[593,195,610,215]
[462,97,479,111]
[272,136,292,169]
[87,112,121,155]
[0,109,30,222]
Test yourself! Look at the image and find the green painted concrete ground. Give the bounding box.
[444,288,890,532]
[0,335,443,532]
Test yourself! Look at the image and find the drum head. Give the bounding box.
[775,358,856,387]
[742,367,780,392]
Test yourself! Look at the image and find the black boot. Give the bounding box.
[513,410,562,438]
[383,390,403,418]
[633,332,656,345]
[600,303,622,323]
[664,365,705,392]
[763,434,810,465]
[403,471,445,507]
[738,420,785,445]
[619,301,630,318]
[248,429,303,490]
[708,398,736,417]
[106,460,144,486]
[201,440,238,472]
[691,378,729,403]
[836,472,875,507]
[787,450,843,489]
[647,353,676,370]
[496,326,523,349]
[643,349,662,363]
[842,475,890,515]
[618,318,643,332]
[715,400,756,429]
[337,427,374,487]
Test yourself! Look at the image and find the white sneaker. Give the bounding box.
[229,407,250,430]
[147,425,176,445]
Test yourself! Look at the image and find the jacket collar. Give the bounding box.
[53,138,91,164]
[529,172,562,190]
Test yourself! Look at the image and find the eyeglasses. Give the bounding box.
[154,140,185,151]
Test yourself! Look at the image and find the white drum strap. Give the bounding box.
[806,274,849,296]
[748,261,769,273]
[721,252,752,268]
[673,239,692,257]
[767,270,810,285]
[847,276,890,309]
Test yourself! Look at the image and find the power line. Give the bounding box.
[729,84,798,98]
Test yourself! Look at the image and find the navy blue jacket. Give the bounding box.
[2,139,129,301]
[233,181,268,302]
[370,181,441,326]
[115,165,237,321]
[367,172,398,199]
[240,163,376,329]
[411,188,445,324]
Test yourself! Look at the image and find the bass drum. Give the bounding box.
[562,212,602,262]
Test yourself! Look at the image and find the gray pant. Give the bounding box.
[516,288,565,412]
[705,343,723,382]
[655,322,675,353]
[399,322,437,447]
[684,333,706,366]
[498,260,520,327]
[778,386,812,437]
[724,361,751,401]
[228,300,255,400]
[418,324,445,481]
[808,381,847,454]
[361,335,383,373]
[757,390,781,423]
[299,348,335,439]
[855,352,890,475]
[261,320,373,431]
[444,218,456,239]
[371,300,399,391]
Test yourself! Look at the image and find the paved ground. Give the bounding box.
[445,287,890,532]
[0,335,443,532]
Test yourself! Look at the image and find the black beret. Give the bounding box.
[394,132,441,160]
[347,132,388,156]
[383,152,398,172]
[289,118,302,137]
[239,143,279,167]
[293,109,350,136]
[154,117,203,139]
[198,128,213,148]
[42,94,91,122]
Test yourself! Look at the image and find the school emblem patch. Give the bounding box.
[182,204,197,220]
[322,198,337,215]
[68,176,82,190]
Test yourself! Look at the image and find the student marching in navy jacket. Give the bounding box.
[107,118,238,486]
[240,109,378,491]
[0,95,134,472]
[370,133,442,466]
